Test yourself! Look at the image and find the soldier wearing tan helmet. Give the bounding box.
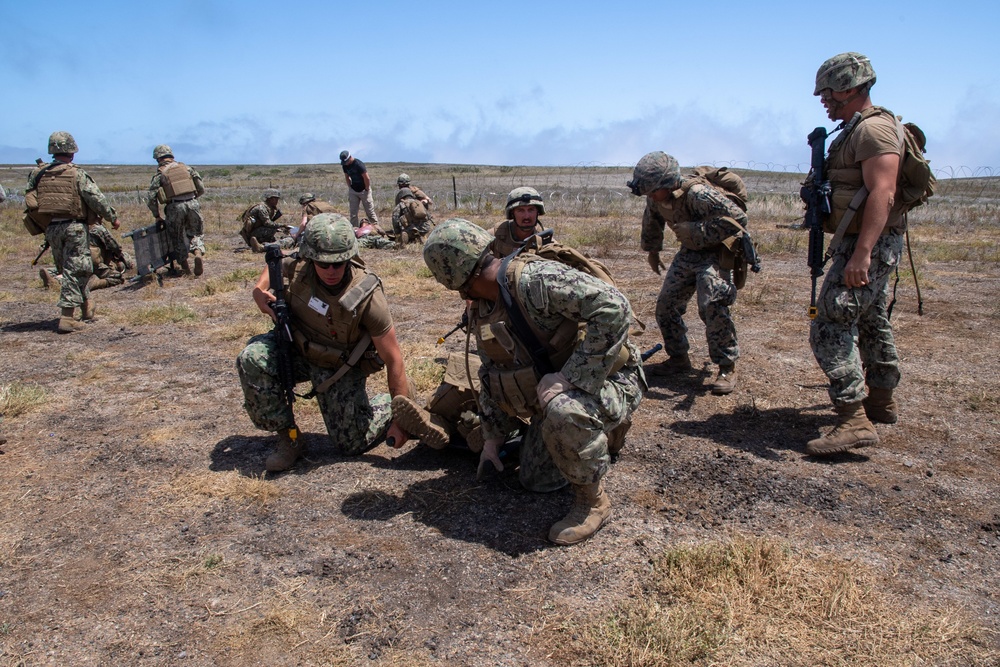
[240,189,293,252]
[806,52,906,457]
[25,131,118,333]
[491,186,546,257]
[148,144,207,276]
[236,213,413,471]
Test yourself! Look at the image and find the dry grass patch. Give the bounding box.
[547,536,996,667]
[0,382,47,418]
[165,470,283,508]
[127,302,199,325]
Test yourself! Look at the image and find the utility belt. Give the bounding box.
[291,329,384,377]
[170,194,196,203]
[49,218,86,224]
[486,345,632,419]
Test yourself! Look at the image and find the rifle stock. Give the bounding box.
[803,126,832,319]
[264,244,299,442]
[32,241,50,266]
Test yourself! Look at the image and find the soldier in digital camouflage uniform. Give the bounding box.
[491,186,547,256]
[391,184,434,245]
[40,222,134,291]
[628,151,747,395]
[241,189,293,252]
[26,131,118,333]
[236,213,413,471]
[806,53,906,456]
[355,218,396,250]
[147,145,206,276]
[416,218,645,546]
[392,187,558,454]
[295,192,337,243]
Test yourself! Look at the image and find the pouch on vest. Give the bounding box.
[22,189,50,235]
[406,199,428,222]
[487,365,540,419]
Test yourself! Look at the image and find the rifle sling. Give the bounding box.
[824,186,869,262]
[313,331,373,394]
[497,251,555,376]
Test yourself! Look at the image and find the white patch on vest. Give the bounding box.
[307,296,330,316]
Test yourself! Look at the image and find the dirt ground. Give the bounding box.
[1,175,998,666]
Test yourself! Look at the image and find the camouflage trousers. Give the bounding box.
[236,331,392,456]
[482,364,644,492]
[250,227,295,249]
[391,205,433,243]
[45,220,93,309]
[164,200,203,261]
[810,231,903,407]
[655,246,738,366]
[358,235,396,250]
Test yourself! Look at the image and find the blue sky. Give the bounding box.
[2,0,997,173]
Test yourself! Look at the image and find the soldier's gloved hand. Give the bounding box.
[647,251,665,275]
[477,438,506,479]
[536,372,574,411]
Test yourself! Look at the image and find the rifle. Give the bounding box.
[32,241,50,266]
[640,343,663,362]
[802,126,832,319]
[437,311,469,345]
[264,244,299,445]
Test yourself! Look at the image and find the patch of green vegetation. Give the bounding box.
[129,303,198,325]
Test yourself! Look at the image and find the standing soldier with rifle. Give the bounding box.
[804,52,907,456]
[147,144,206,276]
[236,213,412,471]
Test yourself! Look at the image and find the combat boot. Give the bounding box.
[39,268,59,289]
[391,395,450,449]
[806,402,879,456]
[57,307,84,334]
[607,417,632,457]
[645,353,692,377]
[87,275,110,290]
[249,237,264,252]
[193,249,204,277]
[81,299,96,322]
[265,429,303,472]
[178,258,192,276]
[863,387,898,424]
[711,364,738,395]
[549,480,612,545]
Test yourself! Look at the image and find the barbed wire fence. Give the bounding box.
[1,162,997,225]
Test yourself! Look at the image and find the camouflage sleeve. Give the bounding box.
[639,200,665,252]
[687,183,748,227]
[147,172,162,217]
[77,169,117,223]
[518,261,632,395]
[190,166,206,197]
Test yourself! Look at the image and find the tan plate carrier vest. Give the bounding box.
[286,259,385,377]
[159,161,197,200]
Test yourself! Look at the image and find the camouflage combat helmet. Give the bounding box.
[48,131,78,155]
[299,213,357,264]
[298,193,316,206]
[505,187,545,219]
[397,173,411,187]
[397,187,414,200]
[153,144,173,160]
[263,188,281,200]
[627,152,681,196]
[814,52,876,95]
[423,218,494,290]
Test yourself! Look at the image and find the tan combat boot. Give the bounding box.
[57,307,84,334]
[806,402,879,456]
[391,395,451,449]
[548,479,612,546]
[249,237,264,252]
[607,417,632,457]
[193,249,204,277]
[645,352,692,377]
[711,364,738,395]
[39,268,59,289]
[81,299,96,322]
[863,387,898,424]
[265,429,303,472]
[87,275,110,290]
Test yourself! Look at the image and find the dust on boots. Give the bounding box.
[548,480,612,546]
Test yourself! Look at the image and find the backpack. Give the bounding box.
[238,204,256,246]
[684,166,749,212]
[517,230,617,288]
[897,120,935,213]
[406,198,428,222]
